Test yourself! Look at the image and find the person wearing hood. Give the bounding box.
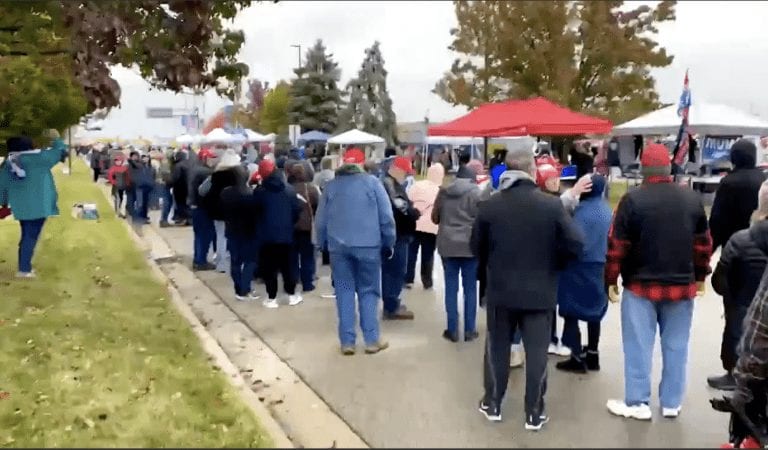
[710,139,767,251]
[252,159,304,308]
[315,148,395,355]
[605,143,712,421]
[555,174,613,374]
[189,149,217,271]
[381,156,421,320]
[708,180,768,391]
[288,163,320,293]
[202,149,245,274]
[471,147,583,429]
[0,132,68,278]
[405,163,444,290]
[170,149,192,226]
[432,163,481,342]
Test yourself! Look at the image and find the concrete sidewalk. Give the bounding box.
[153,218,730,448]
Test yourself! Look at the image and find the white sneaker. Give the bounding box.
[288,294,303,306]
[262,298,279,309]
[235,295,249,302]
[556,344,572,357]
[662,406,681,418]
[606,399,652,420]
[15,271,36,279]
[247,292,261,301]
[510,350,525,368]
[547,343,558,355]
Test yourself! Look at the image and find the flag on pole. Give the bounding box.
[673,70,691,165]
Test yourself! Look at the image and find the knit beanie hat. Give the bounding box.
[640,143,671,177]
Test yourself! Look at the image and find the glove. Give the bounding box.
[381,247,394,261]
[0,206,11,220]
[696,281,706,297]
[607,285,620,303]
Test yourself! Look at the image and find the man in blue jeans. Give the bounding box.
[605,143,712,421]
[381,156,421,320]
[188,149,216,271]
[315,148,395,355]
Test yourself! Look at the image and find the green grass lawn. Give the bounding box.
[0,161,271,447]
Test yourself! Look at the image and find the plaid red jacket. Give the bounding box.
[605,176,713,302]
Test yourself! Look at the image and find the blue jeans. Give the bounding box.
[18,219,46,273]
[381,237,411,314]
[125,188,136,218]
[330,247,382,347]
[191,208,215,266]
[442,256,478,334]
[136,185,152,220]
[621,289,694,409]
[228,236,258,296]
[160,185,174,223]
[291,231,316,291]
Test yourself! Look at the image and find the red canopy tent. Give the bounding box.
[428,97,613,137]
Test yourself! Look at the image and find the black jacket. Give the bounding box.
[710,142,767,250]
[219,184,259,240]
[713,220,768,307]
[470,176,583,310]
[252,174,302,245]
[171,152,191,199]
[202,166,246,221]
[382,174,420,238]
[187,165,212,208]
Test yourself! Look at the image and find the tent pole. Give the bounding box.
[483,137,489,166]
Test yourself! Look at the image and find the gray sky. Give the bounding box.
[101,0,768,140]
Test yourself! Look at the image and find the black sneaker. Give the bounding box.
[478,400,502,422]
[159,221,171,228]
[585,350,600,371]
[442,330,459,343]
[464,331,480,342]
[525,414,549,431]
[193,262,216,271]
[555,356,588,374]
[707,372,736,391]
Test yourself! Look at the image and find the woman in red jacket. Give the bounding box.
[106,153,130,218]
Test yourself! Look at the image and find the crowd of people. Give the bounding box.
[5,131,768,443]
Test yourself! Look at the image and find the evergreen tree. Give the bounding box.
[288,40,344,134]
[337,41,398,145]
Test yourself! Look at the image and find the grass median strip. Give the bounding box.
[0,161,272,447]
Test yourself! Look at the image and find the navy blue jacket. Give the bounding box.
[253,174,302,244]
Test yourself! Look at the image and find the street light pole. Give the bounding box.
[290,44,302,70]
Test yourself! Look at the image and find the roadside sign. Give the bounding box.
[146,107,174,118]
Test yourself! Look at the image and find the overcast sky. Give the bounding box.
[100,0,768,140]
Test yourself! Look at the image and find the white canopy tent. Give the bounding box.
[328,129,385,145]
[175,134,194,145]
[243,129,270,143]
[203,128,237,144]
[613,102,768,136]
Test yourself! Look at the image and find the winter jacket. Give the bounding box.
[107,164,131,190]
[290,179,320,233]
[471,170,584,310]
[713,220,768,308]
[572,194,612,263]
[710,142,767,251]
[606,178,712,301]
[315,164,396,253]
[187,164,212,208]
[202,166,246,221]
[252,173,302,245]
[171,151,191,198]
[570,149,594,179]
[128,160,155,189]
[408,164,444,235]
[432,178,481,258]
[382,174,421,238]
[219,184,260,240]
[0,138,67,221]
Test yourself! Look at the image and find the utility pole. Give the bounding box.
[291,44,302,70]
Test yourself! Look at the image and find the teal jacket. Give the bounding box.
[0,138,67,221]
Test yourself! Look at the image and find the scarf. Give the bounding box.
[6,150,41,181]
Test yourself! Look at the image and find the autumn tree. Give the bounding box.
[232,78,267,130]
[435,0,676,123]
[260,81,292,135]
[336,41,398,145]
[0,1,253,111]
[288,39,344,133]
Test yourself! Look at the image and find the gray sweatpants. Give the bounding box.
[483,304,552,417]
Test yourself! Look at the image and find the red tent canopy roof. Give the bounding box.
[428,97,612,137]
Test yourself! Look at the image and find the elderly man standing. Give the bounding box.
[605,143,712,421]
[315,148,396,355]
[472,147,583,430]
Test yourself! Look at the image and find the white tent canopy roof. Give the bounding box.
[614,102,768,136]
[176,133,194,144]
[204,128,237,144]
[243,129,270,142]
[328,129,385,145]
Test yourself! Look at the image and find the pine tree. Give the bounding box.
[337,41,398,145]
[288,39,344,134]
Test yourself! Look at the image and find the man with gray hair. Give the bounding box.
[471,147,583,430]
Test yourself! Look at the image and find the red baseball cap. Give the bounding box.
[343,148,365,164]
[392,156,414,175]
[198,148,216,162]
[258,159,275,179]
